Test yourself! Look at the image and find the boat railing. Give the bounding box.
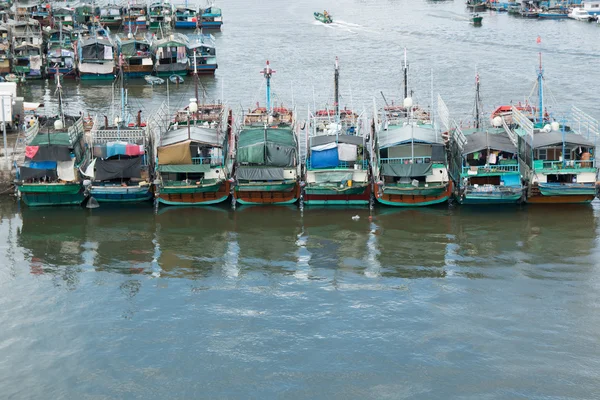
[381,156,432,165]
[534,159,596,171]
[462,164,520,174]
[191,156,223,165]
[306,157,368,170]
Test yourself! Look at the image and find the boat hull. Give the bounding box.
[157,180,230,206]
[526,183,597,204]
[175,21,198,28]
[19,183,85,207]
[304,184,371,205]
[459,193,523,205]
[90,185,153,203]
[234,182,300,205]
[155,66,188,77]
[123,64,154,78]
[187,65,217,75]
[200,21,222,29]
[375,181,453,207]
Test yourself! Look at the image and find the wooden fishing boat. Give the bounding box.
[233,61,301,206]
[199,4,223,30]
[466,0,486,12]
[99,4,123,28]
[147,1,174,30]
[314,11,333,23]
[0,25,11,75]
[116,33,154,78]
[77,26,115,80]
[15,77,87,207]
[8,18,44,79]
[304,57,371,206]
[151,33,189,77]
[372,49,452,207]
[507,54,599,204]
[83,64,153,204]
[155,64,232,206]
[174,5,199,29]
[187,34,217,75]
[123,3,148,31]
[448,74,524,205]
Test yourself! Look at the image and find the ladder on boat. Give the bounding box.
[571,106,599,140]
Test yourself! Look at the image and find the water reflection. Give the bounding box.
[12,200,600,284]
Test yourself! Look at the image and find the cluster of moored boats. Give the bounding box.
[13,49,600,208]
[468,0,600,21]
[0,0,221,82]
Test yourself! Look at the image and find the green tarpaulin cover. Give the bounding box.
[237,127,297,166]
[381,163,433,177]
[157,164,211,173]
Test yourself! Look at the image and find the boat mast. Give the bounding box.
[334,56,339,122]
[537,52,544,123]
[403,47,408,101]
[474,72,481,129]
[262,60,274,114]
[194,49,199,121]
[57,73,64,126]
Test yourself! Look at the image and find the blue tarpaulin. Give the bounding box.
[311,147,339,169]
[28,161,57,170]
[106,142,128,158]
[501,174,521,186]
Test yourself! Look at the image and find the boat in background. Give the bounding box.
[99,4,123,28]
[448,74,524,205]
[77,26,115,80]
[84,61,153,204]
[0,25,11,76]
[8,18,44,80]
[233,61,301,206]
[303,57,371,206]
[314,10,333,23]
[372,49,452,207]
[510,54,599,203]
[51,6,75,27]
[123,3,148,31]
[151,32,189,77]
[466,0,486,12]
[200,4,223,30]
[174,4,199,29]
[116,33,154,78]
[15,75,87,207]
[187,33,217,75]
[155,63,232,206]
[145,75,164,85]
[568,7,594,21]
[74,3,95,26]
[148,1,174,30]
[582,0,600,16]
[471,13,483,25]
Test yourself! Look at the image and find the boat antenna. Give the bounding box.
[403,47,408,100]
[334,56,339,121]
[474,72,481,129]
[537,51,544,123]
[194,49,199,121]
[261,60,275,114]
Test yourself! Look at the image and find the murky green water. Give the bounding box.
[3,0,600,398]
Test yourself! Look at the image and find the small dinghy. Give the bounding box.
[5,73,23,83]
[145,75,164,85]
[169,74,184,84]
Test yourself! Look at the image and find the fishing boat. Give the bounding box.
[466,0,486,12]
[151,32,189,77]
[313,10,333,23]
[8,18,44,79]
[98,4,123,28]
[155,64,232,206]
[471,13,483,24]
[372,50,452,207]
[147,1,174,30]
[303,57,371,206]
[77,27,115,80]
[144,75,164,85]
[83,62,153,204]
[15,76,87,207]
[174,4,199,29]
[51,6,76,27]
[199,4,223,30]
[448,74,524,205]
[186,33,217,75]
[29,2,51,26]
[44,23,76,78]
[0,24,11,76]
[74,3,95,26]
[115,33,153,78]
[123,3,148,31]
[233,61,301,206]
[538,6,569,19]
[508,54,599,204]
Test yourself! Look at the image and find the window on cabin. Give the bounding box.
[537,149,547,160]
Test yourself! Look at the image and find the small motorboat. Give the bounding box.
[471,13,483,25]
[568,7,594,21]
[314,10,333,24]
[5,73,24,83]
[145,75,165,85]
[169,74,184,84]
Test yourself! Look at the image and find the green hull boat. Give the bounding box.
[236,181,297,192]
[314,11,333,23]
[383,184,447,197]
[19,183,84,207]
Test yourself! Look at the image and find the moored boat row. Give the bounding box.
[13,54,600,208]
